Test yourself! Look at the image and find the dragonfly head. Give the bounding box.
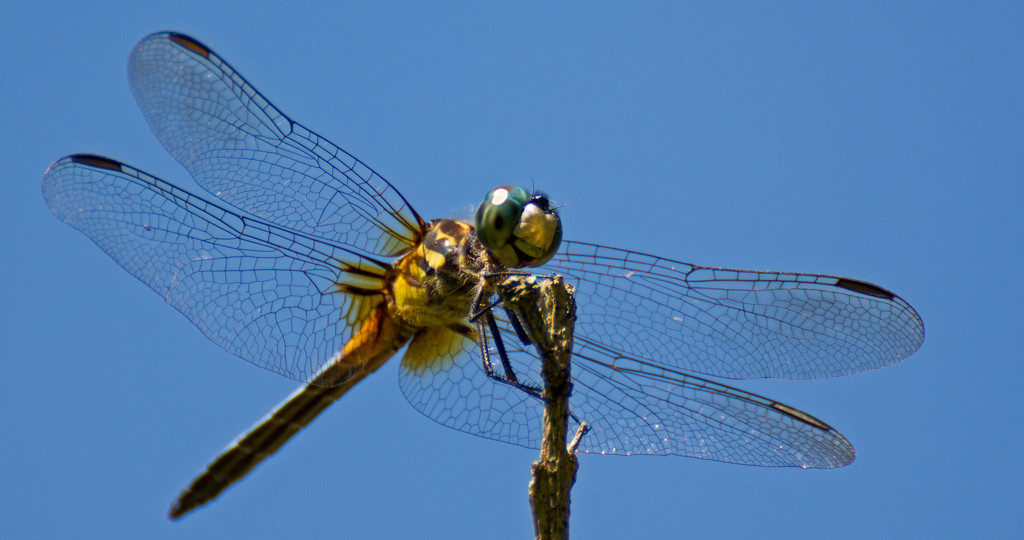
[474,185,562,268]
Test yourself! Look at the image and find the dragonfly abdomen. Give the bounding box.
[170,304,414,519]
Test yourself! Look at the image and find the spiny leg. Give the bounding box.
[504,304,533,347]
[472,293,544,400]
[471,277,586,428]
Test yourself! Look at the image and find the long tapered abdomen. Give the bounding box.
[169,305,413,519]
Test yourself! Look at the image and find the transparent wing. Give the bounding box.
[42,155,388,384]
[398,310,852,467]
[544,241,925,380]
[127,32,424,257]
[398,327,554,449]
[566,348,853,466]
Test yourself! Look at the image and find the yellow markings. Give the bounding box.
[341,295,378,328]
[431,228,460,245]
[420,220,469,272]
[423,248,447,271]
[392,271,429,316]
[334,271,385,293]
[401,325,476,376]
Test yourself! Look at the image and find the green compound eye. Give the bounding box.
[475,185,530,251]
[474,185,562,268]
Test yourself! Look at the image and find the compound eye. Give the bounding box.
[474,186,529,250]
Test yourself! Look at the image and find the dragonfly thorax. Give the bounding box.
[390,219,484,330]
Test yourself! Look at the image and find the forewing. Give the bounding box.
[546,241,924,380]
[127,32,424,257]
[42,155,384,384]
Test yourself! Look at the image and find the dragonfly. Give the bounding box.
[42,32,925,520]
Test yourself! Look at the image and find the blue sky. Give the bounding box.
[3,2,1021,538]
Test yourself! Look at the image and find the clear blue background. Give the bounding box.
[3,2,1021,538]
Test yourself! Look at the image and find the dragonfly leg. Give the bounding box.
[472,282,586,430]
[472,295,544,400]
[503,305,533,347]
[484,306,521,386]
[495,277,588,431]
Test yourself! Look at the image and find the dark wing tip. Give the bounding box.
[167,32,211,58]
[769,401,834,432]
[68,154,124,171]
[834,277,895,300]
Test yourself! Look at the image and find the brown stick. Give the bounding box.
[498,275,582,540]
